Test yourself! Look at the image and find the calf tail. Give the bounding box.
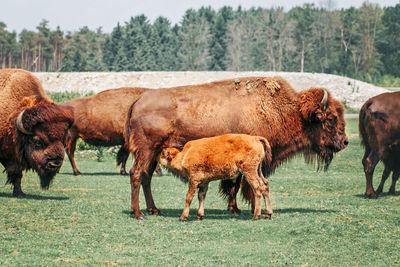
[259,137,272,166]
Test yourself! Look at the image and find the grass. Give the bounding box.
[0,119,399,266]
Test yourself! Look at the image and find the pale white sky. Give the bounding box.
[1,0,399,33]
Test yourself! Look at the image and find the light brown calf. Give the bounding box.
[158,134,273,221]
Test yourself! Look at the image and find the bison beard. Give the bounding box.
[125,76,348,219]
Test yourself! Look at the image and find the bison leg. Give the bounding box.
[155,164,163,176]
[129,151,158,220]
[10,172,25,198]
[220,177,242,215]
[376,166,391,195]
[143,159,161,215]
[362,151,379,198]
[116,146,130,176]
[196,183,209,220]
[388,169,400,195]
[65,129,81,176]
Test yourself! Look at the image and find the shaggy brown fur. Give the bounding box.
[125,76,348,219]
[359,91,400,198]
[63,87,162,176]
[0,69,73,197]
[158,134,273,221]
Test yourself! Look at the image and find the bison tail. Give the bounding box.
[124,98,141,152]
[358,102,370,147]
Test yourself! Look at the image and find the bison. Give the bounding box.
[0,69,73,197]
[62,87,162,176]
[359,91,400,198]
[126,76,348,220]
[158,134,273,221]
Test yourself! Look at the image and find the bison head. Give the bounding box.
[16,103,74,189]
[299,88,348,170]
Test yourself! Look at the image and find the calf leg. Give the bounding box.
[65,129,81,176]
[180,180,199,221]
[196,183,209,220]
[388,169,400,195]
[362,150,379,198]
[259,174,273,219]
[376,166,391,195]
[244,173,262,220]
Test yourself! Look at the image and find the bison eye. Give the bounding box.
[31,137,45,149]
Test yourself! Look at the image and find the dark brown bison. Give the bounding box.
[0,69,73,197]
[126,76,348,219]
[62,87,162,176]
[359,91,400,198]
[158,134,273,221]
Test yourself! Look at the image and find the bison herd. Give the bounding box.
[0,68,397,221]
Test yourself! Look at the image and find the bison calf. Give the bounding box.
[158,134,273,221]
[359,91,400,198]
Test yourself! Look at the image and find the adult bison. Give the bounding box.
[126,76,348,219]
[63,87,162,176]
[0,69,73,197]
[359,91,400,198]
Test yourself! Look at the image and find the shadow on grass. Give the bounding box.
[354,192,398,199]
[59,172,123,176]
[0,192,69,200]
[122,207,336,221]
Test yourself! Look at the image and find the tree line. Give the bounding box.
[0,3,399,83]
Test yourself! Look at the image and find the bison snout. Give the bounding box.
[47,158,63,170]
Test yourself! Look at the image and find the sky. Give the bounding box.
[1,0,399,33]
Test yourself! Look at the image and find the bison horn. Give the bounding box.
[16,110,33,135]
[321,89,328,110]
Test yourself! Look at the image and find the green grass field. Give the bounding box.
[1,119,399,266]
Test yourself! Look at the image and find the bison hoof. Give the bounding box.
[252,216,259,221]
[73,170,82,176]
[179,217,187,222]
[388,189,396,195]
[146,208,163,216]
[195,215,204,220]
[120,169,128,176]
[228,207,241,215]
[365,192,378,199]
[264,214,272,220]
[13,191,26,198]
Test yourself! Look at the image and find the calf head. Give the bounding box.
[299,88,348,169]
[158,147,180,168]
[16,103,74,188]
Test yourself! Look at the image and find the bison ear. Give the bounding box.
[299,88,329,123]
[16,107,40,135]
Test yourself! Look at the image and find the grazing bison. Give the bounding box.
[158,134,273,221]
[0,69,73,197]
[62,87,162,176]
[126,76,348,219]
[359,91,400,198]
